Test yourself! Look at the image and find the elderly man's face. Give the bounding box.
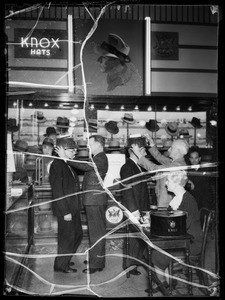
[168,142,181,159]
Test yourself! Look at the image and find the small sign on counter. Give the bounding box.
[11,188,23,197]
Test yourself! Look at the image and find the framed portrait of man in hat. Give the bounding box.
[73,19,143,96]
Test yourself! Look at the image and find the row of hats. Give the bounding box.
[30,112,71,127]
[8,112,202,137]
[12,137,56,152]
[12,138,90,159]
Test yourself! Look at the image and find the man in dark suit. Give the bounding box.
[56,135,108,274]
[186,146,216,224]
[120,137,150,276]
[49,138,83,273]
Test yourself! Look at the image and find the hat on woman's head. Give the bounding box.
[44,127,59,136]
[165,122,179,136]
[56,117,69,128]
[31,111,46,123]
[145,119,160,132]
[13,140,28,152]
[105,121,119,134]
[42,137,54,147]
[189,117,202,128]
[94,33,131,63]
[121,113,136,124]
[8,118,20,132]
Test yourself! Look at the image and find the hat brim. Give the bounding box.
[165,126,179,136]
[31,116,47,123]
[13,146,28,152]
[188,121,202,128]
[105,125,119,134]
[44,133,59,136]
[145,124,160,132]
[179,135,192,138]
[121,118,136,124]
[94,44,119,59]
[56,125,70,128]
[8,126,20,132]
[107,147,122,150]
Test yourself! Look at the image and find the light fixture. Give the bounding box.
[120,105,124,110]
[90,104,95,110]
[105,105,109,110]
[134,105,139,110]
[145,17,151,95]
[188,106,192,111]
[13,102,17,107]
[147,106,152,111]
[176,106,180,111]
[59,104,63,108]
[44,103,48,107]
[197,133,201,138]
[68,14,74,93]
[210,120,217,126]
[74,104,79,108]
[29,102,33,107]
[163,106,167,111]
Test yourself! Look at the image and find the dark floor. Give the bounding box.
[4,228,219,297]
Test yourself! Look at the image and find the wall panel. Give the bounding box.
[152,72,217,94]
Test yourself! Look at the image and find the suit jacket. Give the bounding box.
[138,146,187,207]
[186,166,216,210]
[49,158,81,217]
[68,152,109,206]
[178,191,203,255]
[120,158,150,213]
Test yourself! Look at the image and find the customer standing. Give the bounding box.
[56,135,108,274]
[49,138,82,273]
[131,135,189,208]
[186,146,216,213]
[120,137,150,276]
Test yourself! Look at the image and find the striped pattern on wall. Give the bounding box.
[5,4,219,25]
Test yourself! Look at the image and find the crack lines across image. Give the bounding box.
[5,2,219,297]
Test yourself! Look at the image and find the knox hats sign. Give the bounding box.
[14,28,67,59]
